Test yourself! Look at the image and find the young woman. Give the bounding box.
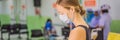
[54,0,89,40]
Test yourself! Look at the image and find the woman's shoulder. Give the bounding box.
[69,26,86,40]
[71,27,86,33]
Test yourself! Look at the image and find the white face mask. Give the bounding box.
[59,13,70,24]
[58,13,75,30]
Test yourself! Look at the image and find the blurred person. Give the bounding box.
[85,9,94,24]
[54,0,90,40]
[67,22,75,29]
[98,4,111,40]
[89,10,100,29]
[45,19,53,35]
[44,19,57,40]
[89,10,102,40]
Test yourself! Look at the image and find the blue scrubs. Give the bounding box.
[45,21,52,31]
[90,16,100,28]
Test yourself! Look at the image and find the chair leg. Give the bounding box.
[1,32,4,40]
[27,33,29,40]
[26,37,28,40]
[18,33,22,39]
[18,29,21,39]
[8,33,10,40]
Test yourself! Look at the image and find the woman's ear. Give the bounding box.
[67,6,75,19]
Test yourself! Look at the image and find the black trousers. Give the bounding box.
[96,29,103,40]
[90,28,103,40]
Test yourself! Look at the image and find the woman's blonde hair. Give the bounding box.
[56,0,86,16]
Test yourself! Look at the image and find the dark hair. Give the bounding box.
[102,9,108,13]
[95,11,98,14]
[56,0,86,16]
[47,18,52,22]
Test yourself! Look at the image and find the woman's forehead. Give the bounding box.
[57,4,70,7]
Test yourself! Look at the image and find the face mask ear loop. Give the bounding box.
[70,10,75,31]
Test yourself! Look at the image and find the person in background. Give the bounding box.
[98,4,111,40]
[67,22,75,30]
[90,10,102,40]
[85,9,94,24]
[45,19,53,35]
[44,19,57,40]
[89,10,100,29]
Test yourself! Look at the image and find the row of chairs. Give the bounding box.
[1,23,29,40]
[0,23,46,40]
[0,15,49,40]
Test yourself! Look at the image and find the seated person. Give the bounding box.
[45,19,53,35]
[67,22,75,30]
[89,10,100,29]
[44,19,57,39]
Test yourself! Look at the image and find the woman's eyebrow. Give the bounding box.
[64,7,70,9]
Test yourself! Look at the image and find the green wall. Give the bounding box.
[110,20,120,33]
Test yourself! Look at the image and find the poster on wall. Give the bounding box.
[84,0,96,7]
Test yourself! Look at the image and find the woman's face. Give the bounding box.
[55,4,75,20]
